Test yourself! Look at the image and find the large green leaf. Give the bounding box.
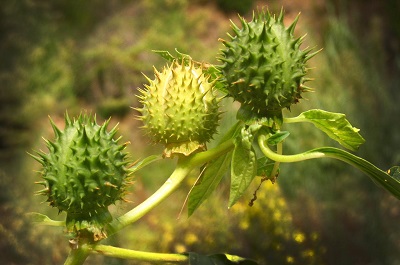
[188,122,243,216]
[284,109,365,151]
[188,151,232,217]
[229,127,257,208]
[308,147,400,200]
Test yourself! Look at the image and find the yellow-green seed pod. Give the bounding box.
[136,60,221,157]
[31,113,132,241]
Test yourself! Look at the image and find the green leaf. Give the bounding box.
[188,252,258,265]
[152,49,192,65]
[26,212,65,227]
[311,147,400,200]
[204,64,228,94]
[152,50,175,62]
[388,166,400,181]
[229,127,257,208]
[130,155,162,173]
[152,49,228,94]
[267,131,290,145]
[285,109,365,151]
[188,151,233,217]
[187,122,243,216]
[174,49,192,62]
[256,157,275,177]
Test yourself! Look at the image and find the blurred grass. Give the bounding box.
[1,0,400,264]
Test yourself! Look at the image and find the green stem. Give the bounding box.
[258,133,400,200]
[106,138,235,235]
[283,116,308,124]
[189,138,234,166]
[92,244,188,263]
[269,142,282,178]
[258,133,326,162]
[107,158,192,234]
[64,244,91,265]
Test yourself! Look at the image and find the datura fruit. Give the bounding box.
[219,9,318,125]
[31,113,132,241]
[136,60,220,157]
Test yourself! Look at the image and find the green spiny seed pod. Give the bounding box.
[219,9,318,125]
[31,113,132,241]
[136,60,221,157]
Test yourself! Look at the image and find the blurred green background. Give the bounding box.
[1,0,400,264]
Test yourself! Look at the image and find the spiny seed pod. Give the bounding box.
[30,113,132,241]
[219,9,318,124]
[136,60,221,157]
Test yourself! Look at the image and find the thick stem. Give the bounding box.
[64,244,91,265]
[92,244,188,263]
[107,158,191,234]
[106,138,235,235]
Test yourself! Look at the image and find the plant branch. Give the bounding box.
[258,133,326,163]
[269,142,282,178]
[283,116,308,124]
[189,138,234,166]
[64,244,91,265]
[92,244,188,263]
[106,138,235,235]
[106,158,192,234]
[258,133,400,200]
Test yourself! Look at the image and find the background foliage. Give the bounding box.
[1,0,399,264]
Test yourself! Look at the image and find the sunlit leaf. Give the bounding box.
[284,109,365,151]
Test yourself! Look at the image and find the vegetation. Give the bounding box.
[1,0,400,264]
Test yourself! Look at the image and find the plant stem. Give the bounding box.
[269,142,282,178]
[258,133,326,163]
[106,138,235,235]
[107,158,192,234]
[92,244,188,263]
[258,133,400,200]
[283,116,308,124]
[189,138,234,166]
[64,244,91,265]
